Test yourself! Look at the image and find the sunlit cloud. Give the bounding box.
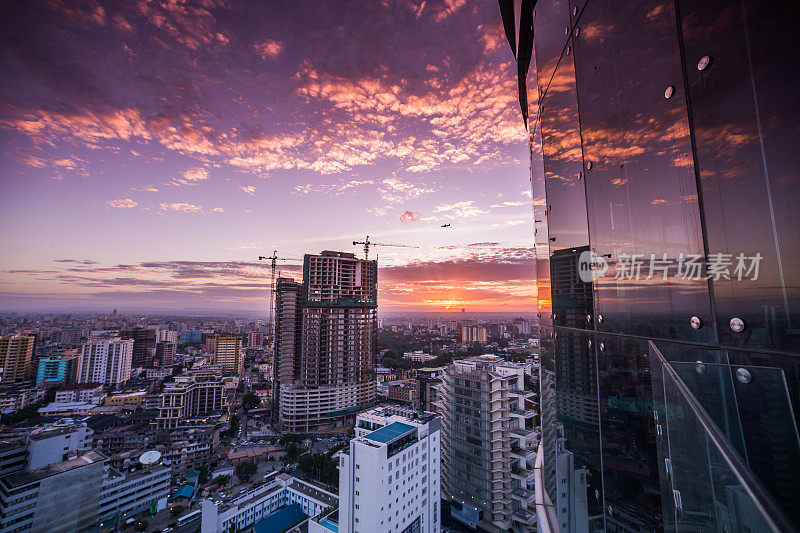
[253,39,284,60]
[107,198,139,209]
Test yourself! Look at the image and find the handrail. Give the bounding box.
[649,341,794,533]
[533,442,559,533]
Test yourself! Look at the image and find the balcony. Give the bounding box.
[512,507,536,525]
[649,341,795,533]
[511,487,535,503]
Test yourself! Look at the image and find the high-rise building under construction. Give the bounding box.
[276,251,377,432]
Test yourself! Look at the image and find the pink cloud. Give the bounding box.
[400,210,420,223]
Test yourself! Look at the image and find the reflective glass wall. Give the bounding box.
[504,0,800,530]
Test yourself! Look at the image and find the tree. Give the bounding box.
[170,505,185,517]
[284,442,301,463]
[236,460,257,482]
[299,452,339,484]
[226,414,240,437]
[198,466,208,485]
[212,474,231,486]
[242,392,260,411]
[279,433,303,446]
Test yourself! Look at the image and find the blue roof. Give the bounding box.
[365,422,415,444]
[171,484,194,500]
[253,503,307,533]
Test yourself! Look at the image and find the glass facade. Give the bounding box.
[500,0,800,530]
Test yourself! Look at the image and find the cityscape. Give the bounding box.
[1,1,798,533]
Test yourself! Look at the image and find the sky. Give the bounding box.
[0,0,535,313]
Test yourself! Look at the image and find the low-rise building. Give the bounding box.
[201,473,337,533]
[55,382,105,404]
[104,391,146,408]
[0,451,107,532]
[402,350,437,363]
[386,379,416,405]
[98,464,170,527]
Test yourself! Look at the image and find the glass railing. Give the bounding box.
[649,341,794,532]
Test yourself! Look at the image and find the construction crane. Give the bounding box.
[258,251,302,352]
[352,235,418,261]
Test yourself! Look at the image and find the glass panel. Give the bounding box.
[650,342,794,531]
[677,0,800,353]
[539,43,592,330]
[597,334,661,530]
[530,99,552,325]
[554,327,604,531]
[532,0,570,103]
[573,0,713,343]
[538,324,558,503]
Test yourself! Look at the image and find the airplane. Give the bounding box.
[441,224,450,227]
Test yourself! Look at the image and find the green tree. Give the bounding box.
[242,392,260,411]
[226,414,240,437]
[278,433,303,446]
[284,442,301,463]
[235,460,257,482]
[212,474,231,486]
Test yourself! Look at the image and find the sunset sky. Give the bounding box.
[0,0,535,313]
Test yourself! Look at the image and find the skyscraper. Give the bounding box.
[213,335,243,374]
[436,355,537,531]
[279,251,378,433]
[0,335,34,383]
[499,0,800,530]
[273,277,303,410]
[77,336,133,386]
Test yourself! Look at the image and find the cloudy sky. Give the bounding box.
[0,0,534,313]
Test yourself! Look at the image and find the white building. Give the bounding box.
[27,421,93,470]
[201,473,336,533]
[319,405,441,533]
[55,383,105,404]
[437,355,538,532]
[98,464,170,525]
[403,351,437,363]
[78,337,133,385]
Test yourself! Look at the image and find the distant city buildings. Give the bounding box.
[461,325,487,344]
[35,353,78,386]
[402,350,436,363]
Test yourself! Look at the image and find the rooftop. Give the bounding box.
[1,451,106,488]
[364,422,415,444]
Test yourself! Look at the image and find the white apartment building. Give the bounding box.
[201,473,337,533]
[403,351,437,363]
[322,405,441,533]
[78,337,133,385]
[437,355,538,532]
[54,383,105,404]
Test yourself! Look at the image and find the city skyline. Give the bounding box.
[0,1,535,313]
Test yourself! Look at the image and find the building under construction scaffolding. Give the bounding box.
[276,251,378,432]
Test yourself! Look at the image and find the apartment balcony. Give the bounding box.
[511,464,534,482]
[512,507,536,525]
[510,427,535,439]
[509,407,535,418]
[511,487,535,503]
